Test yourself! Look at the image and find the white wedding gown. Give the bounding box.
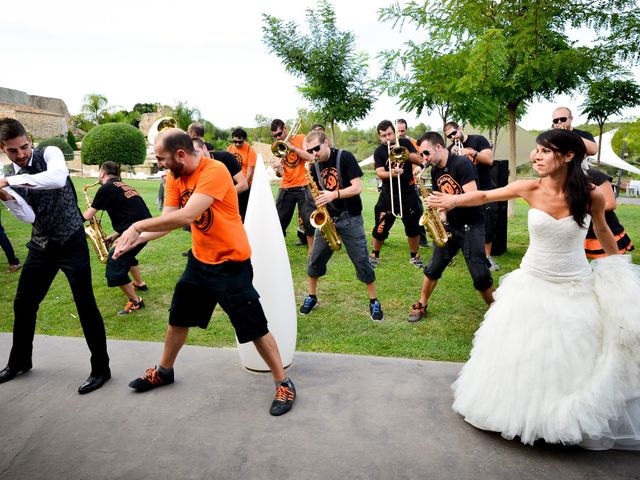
[452,208,640,449]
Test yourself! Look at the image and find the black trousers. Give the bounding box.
[8,228,110,375]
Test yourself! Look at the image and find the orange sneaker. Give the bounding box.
[117,296,145,316]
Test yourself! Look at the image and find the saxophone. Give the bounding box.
[305,162,342,252]
[415,173,451,248]
[83,181,110,263]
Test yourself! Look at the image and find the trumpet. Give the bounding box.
[415,173,451,248]
[83,181,110,263]
[387,123,409,218]
[270,119,302,175]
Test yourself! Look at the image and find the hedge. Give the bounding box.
[81,123,147,166]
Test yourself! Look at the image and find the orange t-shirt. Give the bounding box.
[280,133,309,189]
[226,143,257,181]
[165,157,251,265]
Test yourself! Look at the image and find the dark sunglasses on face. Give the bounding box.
[271,130,284,138]
[446,130,457,139]
[306,144,322,154]
[552,117,568,124]
[420,149,431,157]
[233,140,244,145]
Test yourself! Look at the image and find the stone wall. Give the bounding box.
[0,105,66,139]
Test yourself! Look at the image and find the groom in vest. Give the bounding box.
[0,118,110,394]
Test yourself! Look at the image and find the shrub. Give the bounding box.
[37,137,75,160]
[66,130,78,150]
[81,123,147,166]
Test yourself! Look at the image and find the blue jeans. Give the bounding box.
[308,212,375,285]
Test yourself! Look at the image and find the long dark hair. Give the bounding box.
[535,129,591,227]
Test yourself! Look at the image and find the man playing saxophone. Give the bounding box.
[299,130,384,322]
[270,118,315,250]
[407,132,494,323]
[83,161,152,316]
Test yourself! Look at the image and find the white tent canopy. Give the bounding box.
[590,129,640,175]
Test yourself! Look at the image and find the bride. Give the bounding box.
[428,128,640,449]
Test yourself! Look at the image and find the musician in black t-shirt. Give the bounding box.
[407,132,494,323]
[551,107,598,156]
[298,130,384,322]
[444,122,499,271]
[584,168,634,258]
[83,161,152,316]
[370,120,427,269]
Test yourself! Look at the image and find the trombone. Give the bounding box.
[270,119,302,175]
[387,127,409,218]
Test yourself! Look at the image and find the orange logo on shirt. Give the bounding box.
[232,152,244,168]
[284,151,301,169]
[179,189,213,232]
[437,174,462,195]
[321,167,339,191]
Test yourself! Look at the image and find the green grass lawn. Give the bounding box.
[1,173,638,362]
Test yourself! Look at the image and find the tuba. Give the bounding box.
[83,181,110,263]
[305,162,342,252]
[147,116,177,146]
[415,172,451,248]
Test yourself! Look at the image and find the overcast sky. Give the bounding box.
[2,0,639,132]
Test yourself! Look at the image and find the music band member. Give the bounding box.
[226,128,257,221]
[270,118,315,250]
[407,132,494,323]
[0,118,111,394]
[551,107,598,156]
[370,120,426,269]
[397,118,429,249]
[115,128,296,416]
[444,122,498,271]
[83,161,152,316]
[299,130,384,322]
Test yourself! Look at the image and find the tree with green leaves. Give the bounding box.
[379,0,610,208]
[262,0,375,145]
[581,78,640,165]
[171,101,201,131]
[81,93,109,125]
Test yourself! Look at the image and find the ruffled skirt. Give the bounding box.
[452,255,640,448]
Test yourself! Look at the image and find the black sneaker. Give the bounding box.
[128,366,174,392]
[369,299,384,322]
[270,378,296,416]
[299,295,318,315]
[133,282,148,291]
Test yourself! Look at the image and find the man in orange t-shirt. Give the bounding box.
[270,118,315,249]
[227,127,256,221]
[114,128,296,416]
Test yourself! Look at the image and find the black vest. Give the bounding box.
[9,148,84,248]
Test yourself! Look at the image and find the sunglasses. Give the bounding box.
[233,140,244,145]
[271,130,284,138]
[420,149,431,157]
[552,117,568,124]
[446,130,457,139]
[306,144,322,154]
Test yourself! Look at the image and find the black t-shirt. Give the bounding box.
[431,154,483,226]
[310,148,363,216]
[447,134,493,190]
[91,178,152,234]
[586,168,624,237]
[374,137,418,191]
[212,151,242,180]
[573,129,596,143]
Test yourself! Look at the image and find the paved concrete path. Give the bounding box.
[0,333,638,480]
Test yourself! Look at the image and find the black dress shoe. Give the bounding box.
[0,365,31,384]
[78,371,111,394]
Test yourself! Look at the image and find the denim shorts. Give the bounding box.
[308,212,375,285]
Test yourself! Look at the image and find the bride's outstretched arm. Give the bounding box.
[427,180,533,211]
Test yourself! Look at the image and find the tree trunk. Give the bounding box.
[596,122,604,166]
[507,103,518,217]
[330,119,337,147]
